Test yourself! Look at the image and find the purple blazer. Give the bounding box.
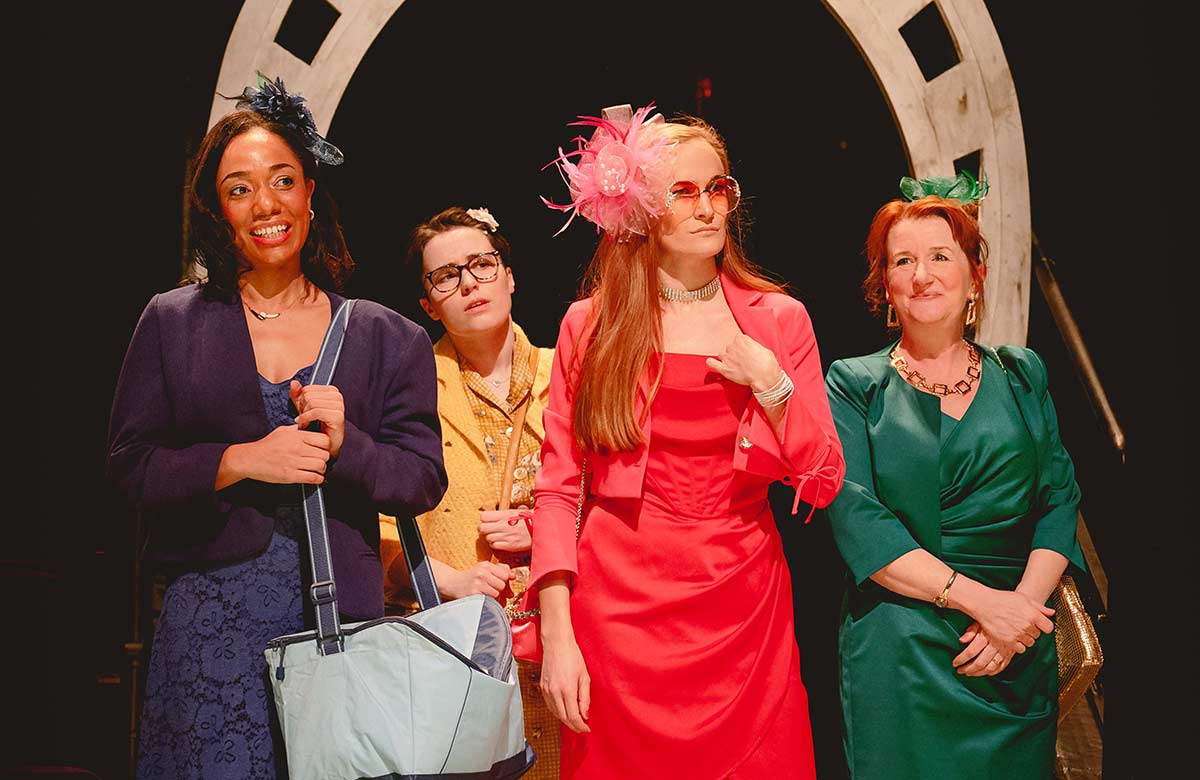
[107,284,447,619]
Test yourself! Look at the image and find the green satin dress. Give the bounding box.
[824,344,1085,780]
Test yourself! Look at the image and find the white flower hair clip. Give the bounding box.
[466,207,499,232]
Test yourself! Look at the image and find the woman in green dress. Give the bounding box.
[824,174,1086,779]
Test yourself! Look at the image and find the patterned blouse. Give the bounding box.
[456,327,543,587]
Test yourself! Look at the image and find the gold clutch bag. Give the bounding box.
[1052,574,1104,721]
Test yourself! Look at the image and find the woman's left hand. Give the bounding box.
[705,334,782,392]
[952,621,1015,676]
[479,509,533,552]
[291,381,346,458]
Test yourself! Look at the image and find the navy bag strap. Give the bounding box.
[299,299,442,656]
[395,509,442,612]
[299,299,354,656]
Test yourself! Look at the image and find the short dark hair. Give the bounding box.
[184,110,354,300]
[407,207,512,297]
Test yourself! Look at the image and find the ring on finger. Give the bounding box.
[990,655,1002,665]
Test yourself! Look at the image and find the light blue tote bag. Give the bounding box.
[264,300,534,780]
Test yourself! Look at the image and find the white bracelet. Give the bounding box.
[753,371,788,402]
[753,371,794,408]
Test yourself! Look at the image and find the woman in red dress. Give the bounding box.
[530,104,846,779]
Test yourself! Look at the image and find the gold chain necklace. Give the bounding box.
[889,341,981,396]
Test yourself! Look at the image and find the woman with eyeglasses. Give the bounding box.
[378,205,560,778]
[529,105,845,780]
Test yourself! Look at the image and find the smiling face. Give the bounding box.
[216,127,315,273]
[655,139,730,263]
[885,216,984,332]
[419,226,514,338]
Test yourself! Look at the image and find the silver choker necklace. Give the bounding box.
[659,275,721,303]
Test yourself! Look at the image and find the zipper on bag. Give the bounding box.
[266,616,487,675]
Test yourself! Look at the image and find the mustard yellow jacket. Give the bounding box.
[380,326,553,609]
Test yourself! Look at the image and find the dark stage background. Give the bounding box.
[26,2,1193,778]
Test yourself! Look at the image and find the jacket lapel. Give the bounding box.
[990,346,1050,479]
[721,275,778,355]
[431,334,490,463]
[197,295,271,437]
[528,346,551,442]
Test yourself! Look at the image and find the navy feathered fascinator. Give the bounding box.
[236,74,344,166]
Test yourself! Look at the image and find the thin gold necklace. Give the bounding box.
[242,281,309,321]
[890,340,981,396]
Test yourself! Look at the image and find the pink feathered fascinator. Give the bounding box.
[542,103,675,238]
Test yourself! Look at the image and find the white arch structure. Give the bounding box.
[211,0,1031,345]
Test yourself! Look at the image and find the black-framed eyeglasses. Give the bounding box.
[424,250,503,293]
[666,174,742,216]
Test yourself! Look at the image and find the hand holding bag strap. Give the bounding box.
[300,301,441,627]
[299,299,354,655]
[396,510,441,612]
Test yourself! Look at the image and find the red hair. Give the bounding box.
[572,118,783,454]
[862,196,988,336]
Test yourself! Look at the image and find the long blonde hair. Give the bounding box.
[572,118,783,453]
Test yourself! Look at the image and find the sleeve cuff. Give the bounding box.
[529,496,580,590]
[1032,506,1087,572]
[327,421,373,484]
[149,442,229,506]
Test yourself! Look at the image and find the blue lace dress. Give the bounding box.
[136,365,314,780]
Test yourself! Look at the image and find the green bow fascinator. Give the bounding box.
[899,170,989,204]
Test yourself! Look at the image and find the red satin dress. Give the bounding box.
[562,353,816,780]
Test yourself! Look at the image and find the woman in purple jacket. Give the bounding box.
[107,79,447,780]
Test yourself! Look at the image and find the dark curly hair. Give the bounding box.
[407,206,512,297]
[183,110,353,300]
